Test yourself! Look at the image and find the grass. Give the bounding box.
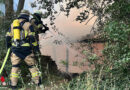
[1,56,129,90]
[1,67,130,90]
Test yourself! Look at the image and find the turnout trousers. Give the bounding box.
[10,52,40,86]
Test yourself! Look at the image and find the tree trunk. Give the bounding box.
[5,0,13,19]
[16,0,25,14]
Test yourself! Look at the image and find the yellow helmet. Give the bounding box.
[20,10,30,15]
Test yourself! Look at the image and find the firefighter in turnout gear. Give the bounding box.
[30,11,49,89]
[6,10,41,90]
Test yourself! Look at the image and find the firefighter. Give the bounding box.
[30,11,49,87]
[6,10,41,90]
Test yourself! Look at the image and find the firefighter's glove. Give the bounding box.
[43,25,49,30]
[42,29,48,33]
[6,36,12,49]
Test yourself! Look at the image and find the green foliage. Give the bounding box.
[105,0,130,22]
[82,50,100,67]
[0,11,3,16]
[51,71,129,90]
[0,17,13,83]
[103,0,130,69]
[0,18,11,60]
[103,21,130,80]
[0,0,4,3]
[104,21,130,42]
[101,0,130,85]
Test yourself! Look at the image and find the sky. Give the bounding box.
[0,0,96,41]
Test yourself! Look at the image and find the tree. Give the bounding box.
[16,0,25,14]
[0,0,25,18]
[5,0,14,19]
